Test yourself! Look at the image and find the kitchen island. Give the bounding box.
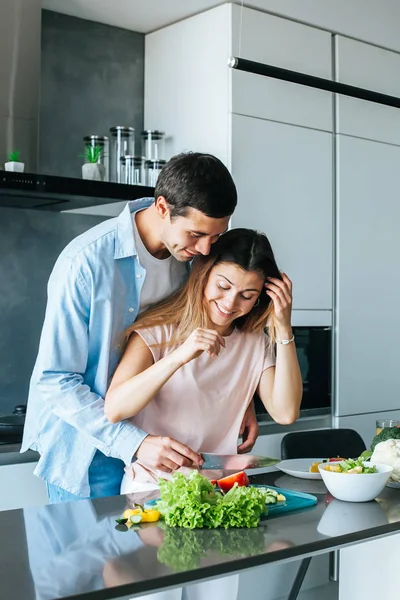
[1,471,399,600]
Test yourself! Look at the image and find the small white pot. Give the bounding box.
[82,163,105,181]
[5,161,25,173]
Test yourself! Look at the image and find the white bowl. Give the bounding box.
[318,462,393,502]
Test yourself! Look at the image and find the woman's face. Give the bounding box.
[204,262,264,333]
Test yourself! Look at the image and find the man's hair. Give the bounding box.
[154,152,237,219]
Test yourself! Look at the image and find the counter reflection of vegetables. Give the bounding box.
[157,522,266,571]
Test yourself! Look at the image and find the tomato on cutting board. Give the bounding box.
[217,471,249,493]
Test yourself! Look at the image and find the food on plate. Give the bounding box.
[115,471,287,530]
[371,426,400,452]
[156,471,268,529]
[216,471,249,493]
[371,439,400,483]
[322,457,377,474]
[309,457,345,473]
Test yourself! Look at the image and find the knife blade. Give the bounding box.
[200,453,280,471]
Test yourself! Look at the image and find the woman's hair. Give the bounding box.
[125,228,282,346]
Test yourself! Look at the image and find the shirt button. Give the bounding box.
[136,274,142,279]
[128,307,134,312]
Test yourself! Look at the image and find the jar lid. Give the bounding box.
[124,155,144,165]
[83,135,109,143]
[145,159,166,169]
[110,126,135,136]
[141,130,165,139]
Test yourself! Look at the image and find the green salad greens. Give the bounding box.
[157,523,266,571]
[327,457,377,474]
[156,471,268,529]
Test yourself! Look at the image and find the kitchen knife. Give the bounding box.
[200,453,280,471]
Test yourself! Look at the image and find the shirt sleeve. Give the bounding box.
[35,255,147,466]
[133,325,169,363]
[262,333,276,372]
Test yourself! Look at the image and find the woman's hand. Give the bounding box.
[265,273,293,333]
[172,328,226,366]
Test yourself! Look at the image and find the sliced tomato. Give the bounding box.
[210,480,218,486]
[328,457,344,462]
[217,471,249,493]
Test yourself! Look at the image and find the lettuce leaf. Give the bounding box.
[156,471,268,529]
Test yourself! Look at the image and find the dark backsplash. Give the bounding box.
[0,207,106,415]
[39,10,144,179]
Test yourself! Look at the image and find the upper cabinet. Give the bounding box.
[145,3,334,311]
[231,114,332,310]
[230,5,333,131]
[335,36,400,144]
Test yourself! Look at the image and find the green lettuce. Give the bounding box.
[156,471,268,529]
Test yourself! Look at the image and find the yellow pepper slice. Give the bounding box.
[122,508,143,520]
[141,509,161,522]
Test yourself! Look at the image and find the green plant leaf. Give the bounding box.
[8,150,20,162]
[79,144,104,163]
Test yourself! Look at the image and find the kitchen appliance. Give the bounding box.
[0,405,26,444]
[109,126,135,183]
[254,325,332,419]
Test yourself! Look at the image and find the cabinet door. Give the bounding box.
[230,114,333,310]
[335,36,400,144]
[336,135,400,416]
[231,5,332,131]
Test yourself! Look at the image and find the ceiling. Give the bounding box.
[41,0,228,33]
[41,0,400,52]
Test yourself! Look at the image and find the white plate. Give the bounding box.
[276,458,324,480]
[386,480,400,489]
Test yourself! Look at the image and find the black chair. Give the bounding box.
[281,428,366,461]
[281,428,366,600]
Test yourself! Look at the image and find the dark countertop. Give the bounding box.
[2,472,400,600]
[0,443,39,466]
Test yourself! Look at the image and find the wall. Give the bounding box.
[0,0,41,172]
[0,208,106,415]
[39,10,144,178]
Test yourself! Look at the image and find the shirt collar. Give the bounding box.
[114,198,154,259]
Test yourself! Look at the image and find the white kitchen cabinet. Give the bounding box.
[335,35,400,144]
[145,4,334,311]
[231,114,333,310]
[0,461,48,511]
[335,135,400,417]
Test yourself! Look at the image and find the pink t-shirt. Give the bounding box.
[120,324,275,492]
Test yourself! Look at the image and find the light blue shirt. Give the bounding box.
[22,199,188,496]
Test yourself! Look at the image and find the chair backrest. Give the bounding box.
[281,428,366,460]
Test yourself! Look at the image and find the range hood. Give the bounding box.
[0,0,41,172]
[0,170,154,212]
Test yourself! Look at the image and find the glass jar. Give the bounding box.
[141,130,166,161]
[124,155,145,185]
[145,159,166,187]
[376,419,400,435]
[83,135,109,181]
[109,126,135,183]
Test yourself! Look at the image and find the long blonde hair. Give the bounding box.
[125,228,282,347]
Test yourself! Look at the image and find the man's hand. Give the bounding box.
[135,435,204,473]
[237,401,259,453]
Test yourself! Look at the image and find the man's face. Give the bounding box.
[159,202,230,262]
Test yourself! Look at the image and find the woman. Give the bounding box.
[105,228,302,494]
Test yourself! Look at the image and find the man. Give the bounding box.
[22,152,259,502]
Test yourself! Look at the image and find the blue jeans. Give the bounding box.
[46,450,125,503]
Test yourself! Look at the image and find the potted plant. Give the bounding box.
[5,150,24,173]
[80,144,105,181]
